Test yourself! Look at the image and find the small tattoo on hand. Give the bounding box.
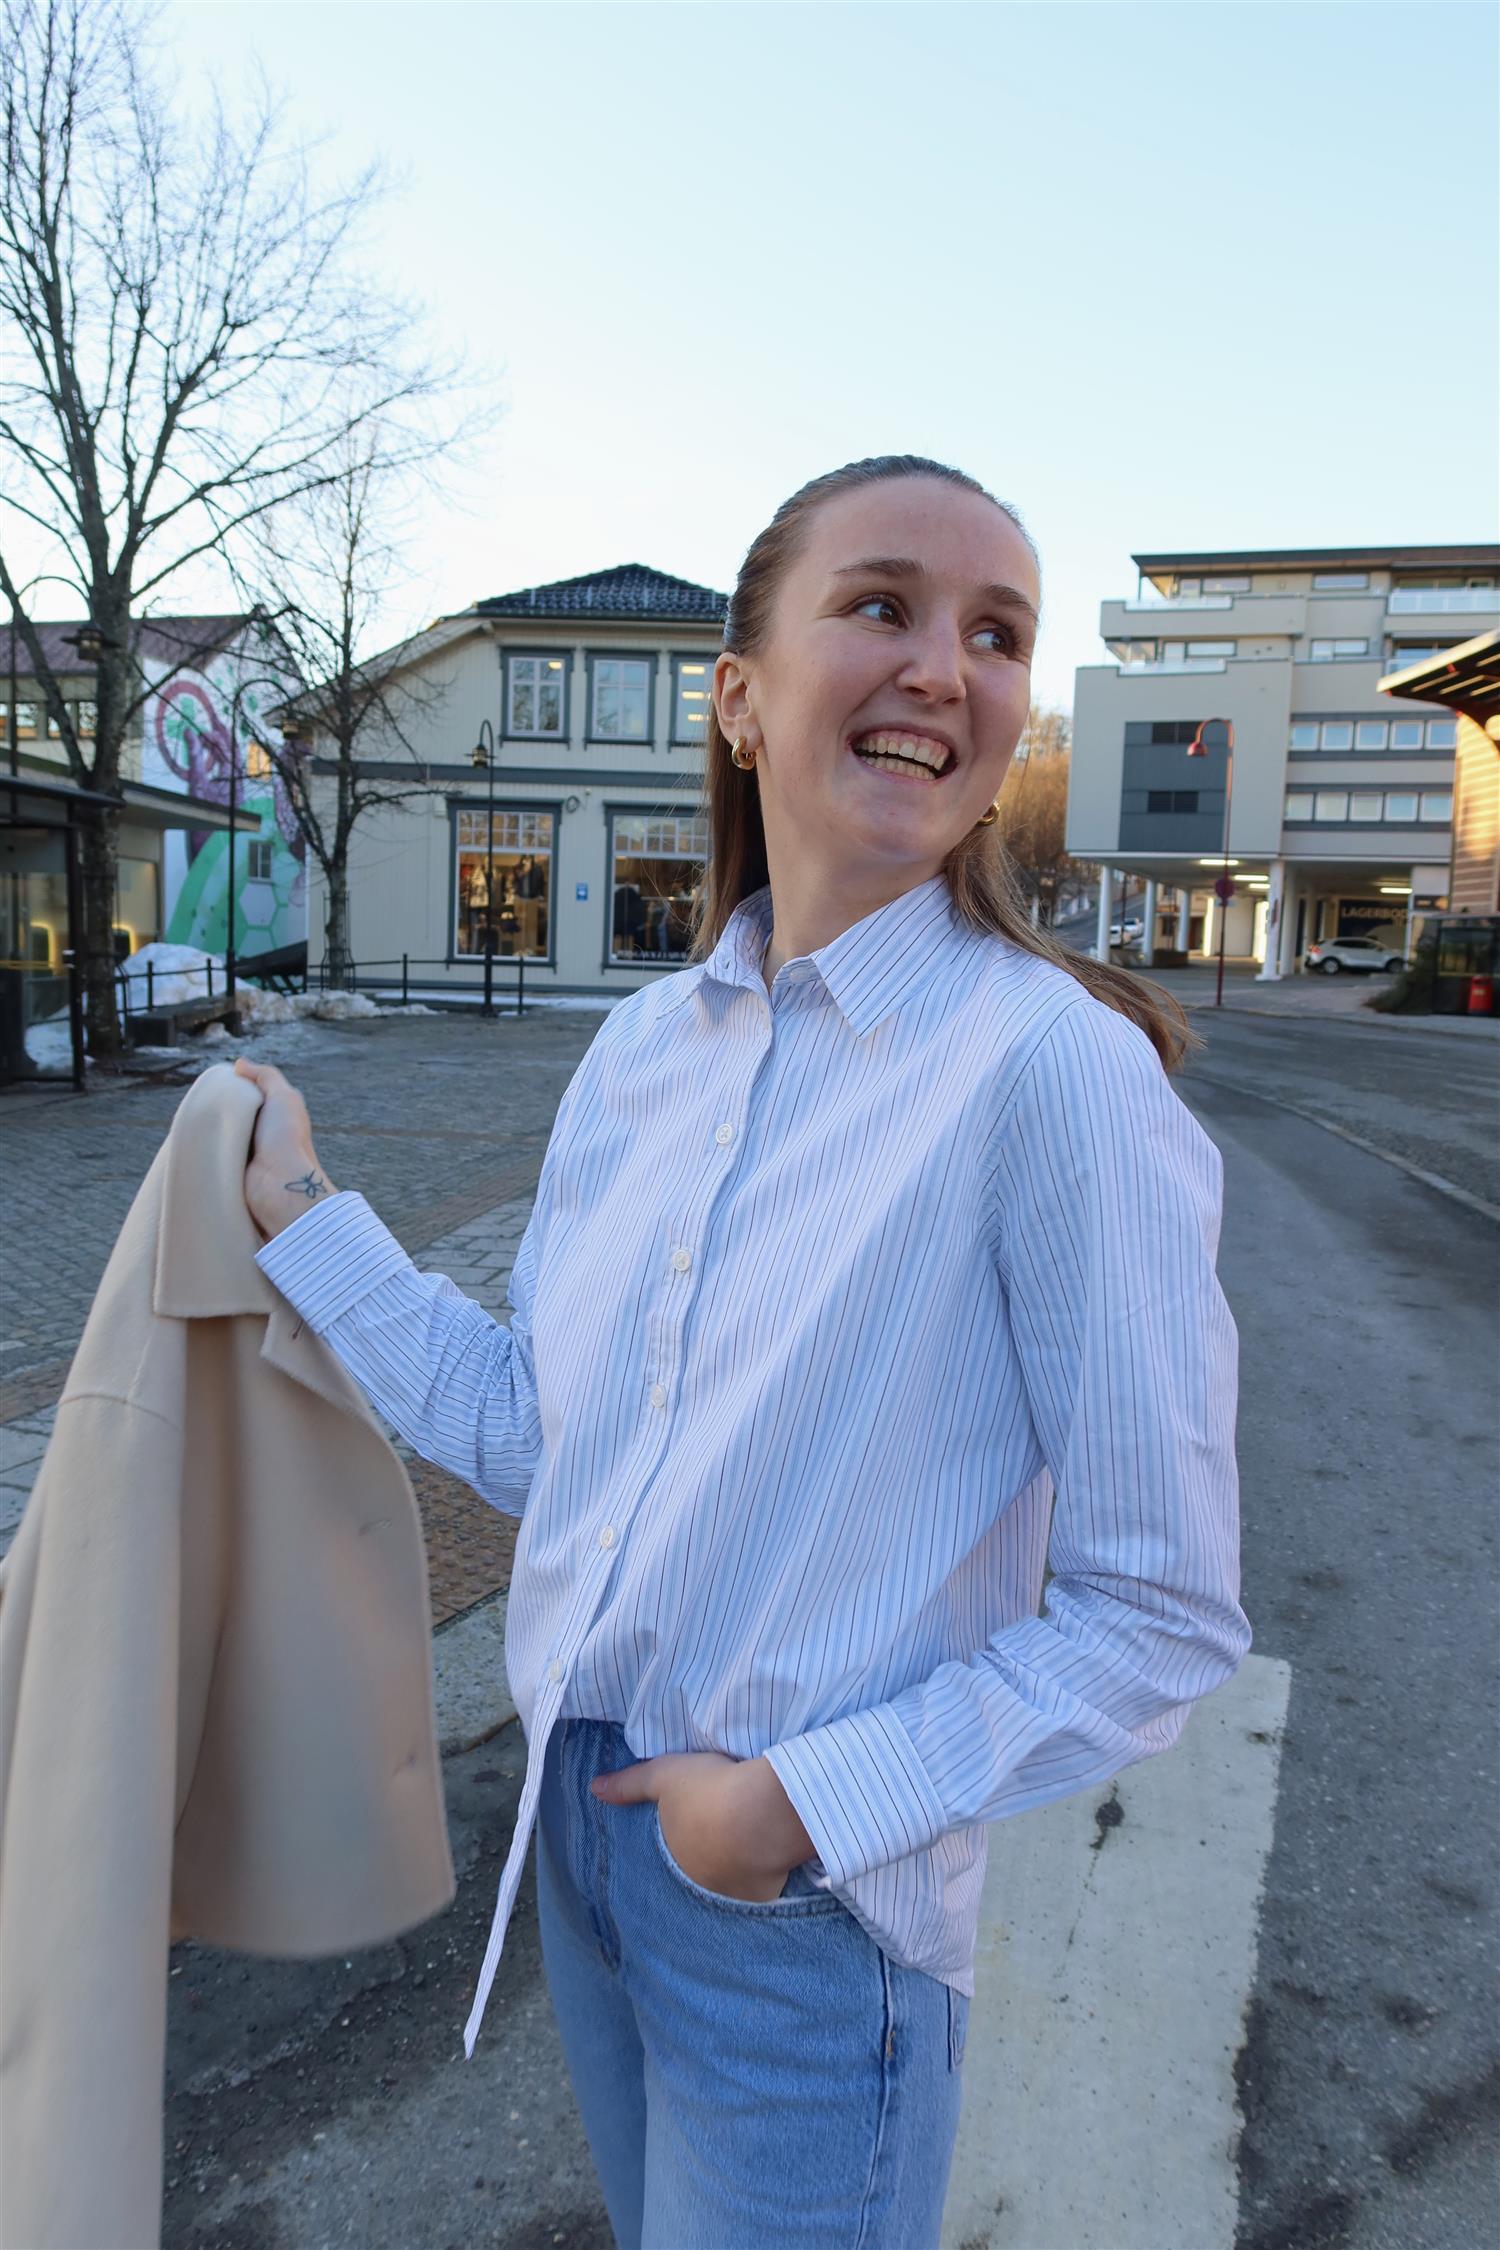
[284,1171,330,1202]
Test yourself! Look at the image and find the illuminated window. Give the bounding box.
[672,655,718,742]
[454,806,554,958]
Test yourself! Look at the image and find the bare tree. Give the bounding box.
[996,703,1092,925]
[0,0,454,1054]
[239,422,458,984]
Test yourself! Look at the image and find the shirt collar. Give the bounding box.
[693,872,970,1037]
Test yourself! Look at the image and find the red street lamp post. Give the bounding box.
[1187,717,1235,1009]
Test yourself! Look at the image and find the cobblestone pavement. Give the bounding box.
[0,1009,606,1611]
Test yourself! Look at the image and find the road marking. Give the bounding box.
[943,1653,1291,2250]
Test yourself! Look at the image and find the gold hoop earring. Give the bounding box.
[977,799,1000,825]
[730,736,757,770]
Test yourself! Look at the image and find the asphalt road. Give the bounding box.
[1181,1029,1499,2250]
[136,1005,1499,2249]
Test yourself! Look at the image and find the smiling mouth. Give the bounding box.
[847,730,957,782]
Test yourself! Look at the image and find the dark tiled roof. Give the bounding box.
[473,563,728,625]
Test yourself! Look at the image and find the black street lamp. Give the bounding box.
[471,719,499,1019]
[1187,717,1235,1009]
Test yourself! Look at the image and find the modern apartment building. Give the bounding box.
[1068,545,1500,974]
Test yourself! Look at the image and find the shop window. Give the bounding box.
[113,857,160,955]
[672,656,718,742]
[609,811,708,964]
[454,807,554,958]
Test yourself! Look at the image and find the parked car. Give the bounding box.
[1109,917,1144,944]
[1304,936,1403,975]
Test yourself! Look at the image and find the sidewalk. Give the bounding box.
[1126,959,1499,1037]
[0,1007,603,1754]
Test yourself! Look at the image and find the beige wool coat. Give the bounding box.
[0,1063,455,2250]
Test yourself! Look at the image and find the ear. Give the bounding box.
[713,651,755,741]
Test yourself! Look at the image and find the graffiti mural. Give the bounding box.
[140,636,306,957]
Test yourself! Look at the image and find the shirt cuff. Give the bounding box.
[762,1702,950,1889]
[254,1190,414,1330]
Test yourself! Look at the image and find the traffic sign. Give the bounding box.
[1213,876,1236,902]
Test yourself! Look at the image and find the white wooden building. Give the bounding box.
[290,564,727,1002]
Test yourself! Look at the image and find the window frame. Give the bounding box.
[502,649,570,741]
[446,796,561,967]
[1311,571,1370,591]
[603,800,710,970]
[670,652,720,746]
[585,650,657,747]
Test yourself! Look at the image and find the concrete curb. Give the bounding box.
[432,1587,518,1756]
[1187,1069,1500,1223]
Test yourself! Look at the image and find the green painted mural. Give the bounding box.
[140,635,306,955]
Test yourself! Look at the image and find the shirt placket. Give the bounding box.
[461,993,774,2057]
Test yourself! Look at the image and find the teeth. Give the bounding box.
[851,732,949,774]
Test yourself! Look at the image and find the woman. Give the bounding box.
[238,454,1250,2249]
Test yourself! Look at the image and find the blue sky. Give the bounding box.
[100,4,1500,702]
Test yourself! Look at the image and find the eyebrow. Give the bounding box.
[829,555,1040,626]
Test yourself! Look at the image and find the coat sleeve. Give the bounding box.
[762,998,1251,1887]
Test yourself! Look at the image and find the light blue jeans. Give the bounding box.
[535,1716,968,2249]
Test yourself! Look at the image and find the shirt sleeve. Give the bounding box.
[762,996,1251,1888]
[254,1188,546,1518]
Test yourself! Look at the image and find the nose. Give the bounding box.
[894,616,966,701]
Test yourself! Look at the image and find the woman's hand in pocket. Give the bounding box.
[590,1749,817,1902]
[233,1058,339,1241]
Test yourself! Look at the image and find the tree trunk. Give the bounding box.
[324,859,352,988]
[77,807,125,1059]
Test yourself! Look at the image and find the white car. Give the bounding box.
[1109,917,1144,944]
[1304,936,1403,975]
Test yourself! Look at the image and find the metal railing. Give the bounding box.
[311,952,528,1016]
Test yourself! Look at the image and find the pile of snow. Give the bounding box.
[115,941,226,1011]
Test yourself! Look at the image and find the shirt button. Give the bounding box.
[649,1382,667,1409]
[547,1660,563,1683]
[598,1524,616,1549]
[715,1122,734,1146]
[670,1247,692,1274]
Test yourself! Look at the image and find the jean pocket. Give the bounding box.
[650,1804,839,1915]
[947,1985,970,2070]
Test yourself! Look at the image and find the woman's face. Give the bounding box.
[717,477,1040,891]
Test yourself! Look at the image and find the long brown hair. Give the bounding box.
[689,453,1200,1071]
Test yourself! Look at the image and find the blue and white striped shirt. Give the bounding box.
[256,872,1249,2055]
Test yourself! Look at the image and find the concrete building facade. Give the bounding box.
[1068,545,1500,975]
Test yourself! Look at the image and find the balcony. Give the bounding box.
[1387,587,1498,616]
[1100,592,1307,642]
[1113,657,1227,676]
